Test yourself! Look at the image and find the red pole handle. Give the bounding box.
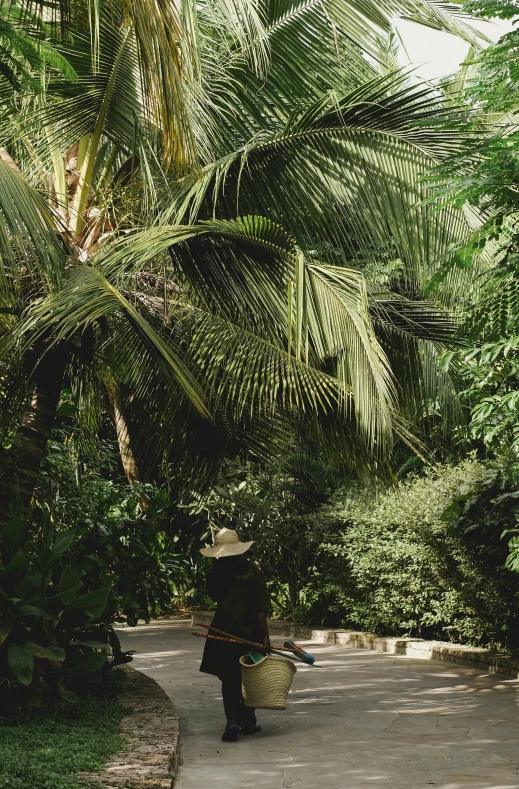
[195,621,293,651]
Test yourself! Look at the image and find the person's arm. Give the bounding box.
[257,610,271,654]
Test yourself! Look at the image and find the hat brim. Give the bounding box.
[200,540,253,558]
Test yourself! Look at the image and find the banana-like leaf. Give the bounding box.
[26,642,66,661]
[72,587,110,618]
[67,651,108,674]
[7,642,34,684]
[49,529,76,562]
[59,566,82,605]
[0,626,10,645]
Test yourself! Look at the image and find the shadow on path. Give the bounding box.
[117,619,519,789]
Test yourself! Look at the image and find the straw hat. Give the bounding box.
[200,528,253,558]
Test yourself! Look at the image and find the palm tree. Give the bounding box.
[0,0,486,526]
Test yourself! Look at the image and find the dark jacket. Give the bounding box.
[199,556,270,679]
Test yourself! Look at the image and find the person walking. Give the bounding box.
[199,528,271,742]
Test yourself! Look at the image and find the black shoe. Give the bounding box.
[222,724,239,742]
[241,725,261,735]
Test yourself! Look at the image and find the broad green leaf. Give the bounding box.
[68,652,108,675]
[26,642,65,661]
[57,684,79,703]
[49,530,76,562]
[495,491,519,504]
[15,605,58,622]
[0,626,11,645]
[440,502,462,522]
[505,537,519,573]
[2,512,29,562]
[3,550,28,580]
[56,402,76,418]
[72,587,110,618]
[7,642,34,685]
[59,566,82,605]
[15,569,43,604]
[75,641,111,652]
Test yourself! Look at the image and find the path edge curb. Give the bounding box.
[78,664,180,788]
[192,611,519,679]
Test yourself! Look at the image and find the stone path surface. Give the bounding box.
[117,619,519,789]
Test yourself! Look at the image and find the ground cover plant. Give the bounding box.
[0,691,124,789]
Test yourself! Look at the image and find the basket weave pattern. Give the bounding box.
[240,654,297,710]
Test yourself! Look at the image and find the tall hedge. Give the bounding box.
[311,461,519,651]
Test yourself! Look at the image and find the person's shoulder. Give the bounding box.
[247,559,264,577]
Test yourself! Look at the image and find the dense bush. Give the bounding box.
[0,507,133,709]
[309,460,519,650]
[34,429,197,624]
[0,427,199,705]
[187,455,337,621]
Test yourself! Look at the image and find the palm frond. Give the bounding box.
[369,291,463,428]
[0,157,64,306]
[21,18,140,158]
[98,215,397,450]
[167,73,476,299]
[14,264,208,416]
[305,263,395,445]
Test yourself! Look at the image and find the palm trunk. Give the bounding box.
[0,349,66,530]
[106,379,148,509]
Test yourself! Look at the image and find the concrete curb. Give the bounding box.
[192,611,519,680]
[79,665,180,788]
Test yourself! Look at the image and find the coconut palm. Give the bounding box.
[0,0,486,525]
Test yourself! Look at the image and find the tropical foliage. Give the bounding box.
[0,504,131,704]
[308,461,519,649]
[2,0,519,705]
[0,0,490,515]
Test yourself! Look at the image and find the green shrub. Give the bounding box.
[66,485,188,625]
[310,460,519,650]
[0,508,132,709]
[34,431,202,621]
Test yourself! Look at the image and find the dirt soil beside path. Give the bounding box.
[78,665,180,788]
[117,618,519,789]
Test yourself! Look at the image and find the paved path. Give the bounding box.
[117,619,519,789]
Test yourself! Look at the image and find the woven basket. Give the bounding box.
[240,654,297,710]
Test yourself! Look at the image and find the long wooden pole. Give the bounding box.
[195,621,293,652]
[193,632,321,667]
[193,632,266,649]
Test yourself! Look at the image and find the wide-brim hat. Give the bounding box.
[200,528,253,558]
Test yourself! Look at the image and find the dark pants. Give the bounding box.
[221,672,256,729]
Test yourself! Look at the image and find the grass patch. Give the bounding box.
[0,688,125,789]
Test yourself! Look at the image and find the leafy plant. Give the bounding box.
[459,335,519,454]
[0,507,131,706]
[440,458,519,576]
[70,486,190,625]
[309,461,519,650]
[188,453,339,621]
